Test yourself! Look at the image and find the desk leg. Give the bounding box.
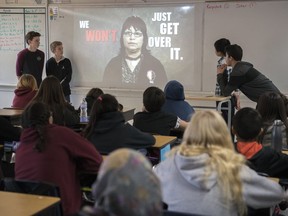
[217,99,232,130]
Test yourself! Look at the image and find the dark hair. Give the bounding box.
[33,76,68,125]
[21,101,50,152]
[225,44,243,61]
[214,38,231,55]
[120,16,150,55]
[34,76,66,106]
[143,87,165,112]
[232,107,262,140]
[85,88,104,115]
[83,94,119,138]
[256,92,288,129]
[25,31,41,45]
[86,88,104,100]
[280,93,288,116]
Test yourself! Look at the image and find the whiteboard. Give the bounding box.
[0,7,47,85]
[203,1,288,93]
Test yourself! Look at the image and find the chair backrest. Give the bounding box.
[163,210,206,216]
[2,178,63,216]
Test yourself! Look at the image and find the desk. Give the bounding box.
[79,108,135,124]
[186,95,232,129]
[0,109,23,125]
[0,109,23,117]
[151,135,177,162]
[0,191,60,216]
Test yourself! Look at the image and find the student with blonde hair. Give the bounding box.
[46,41,72,102]
[154,110,288,216]
[12,74,38,108]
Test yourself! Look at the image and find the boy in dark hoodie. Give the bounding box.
[233,107,288,178]
[217,44,280,103]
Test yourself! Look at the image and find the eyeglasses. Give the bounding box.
[123,31,143,38]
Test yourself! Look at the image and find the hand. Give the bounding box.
[217,64,227,74]
[233,92,241,110]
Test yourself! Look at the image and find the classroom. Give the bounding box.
[1,0,288,215]
[0,0,287,111]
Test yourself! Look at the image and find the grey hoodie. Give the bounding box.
[217,61,280,102]
[154,152,287,216]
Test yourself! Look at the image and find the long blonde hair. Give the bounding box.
[17,74,38,90]
[178,110,246,216]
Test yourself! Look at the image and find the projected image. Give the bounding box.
[50,5,196,89]
[103,16,167,86]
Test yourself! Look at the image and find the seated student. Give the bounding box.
[0,116,21,143]
[233,107,288,178]
[84,88,104,116]
[280,93,288,115]
[82,94,155,155]
[133,86,188,136]
[32,75,80,127]
[15,101,103,216]
[256,92,288,148]
[12,74,38,109]
[154,110,288,216]
[162,80,195,122]
[79,148,162,216]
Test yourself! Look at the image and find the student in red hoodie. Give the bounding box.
[12,74,37,109]
[15,101,103,215]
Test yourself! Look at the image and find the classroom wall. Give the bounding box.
[1,0,284,111]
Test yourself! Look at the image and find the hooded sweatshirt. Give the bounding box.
[87,111,155,154]
[162,80,195,121]
[217,61,280,102]
[12,87,37,109]
[154,152,287,216]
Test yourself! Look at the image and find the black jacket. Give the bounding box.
[88,111,155,154]
[248,147,288,178]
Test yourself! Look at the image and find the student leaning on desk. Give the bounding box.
[217,44,281,103]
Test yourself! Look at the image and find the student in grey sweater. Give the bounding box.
[217,44,280,102]
[154,110,288,216]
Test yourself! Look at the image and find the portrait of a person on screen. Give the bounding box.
[103,16,167,88]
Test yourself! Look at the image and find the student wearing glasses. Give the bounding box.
[103,16,167,88]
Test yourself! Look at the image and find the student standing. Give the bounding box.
[16,31,44,87]
[217,44,280,102]
[46,41,72,102]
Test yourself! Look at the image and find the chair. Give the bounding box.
[163,210,206,216]
[2,178,63,216]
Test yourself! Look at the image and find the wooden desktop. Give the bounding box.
[0,191,60,216]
